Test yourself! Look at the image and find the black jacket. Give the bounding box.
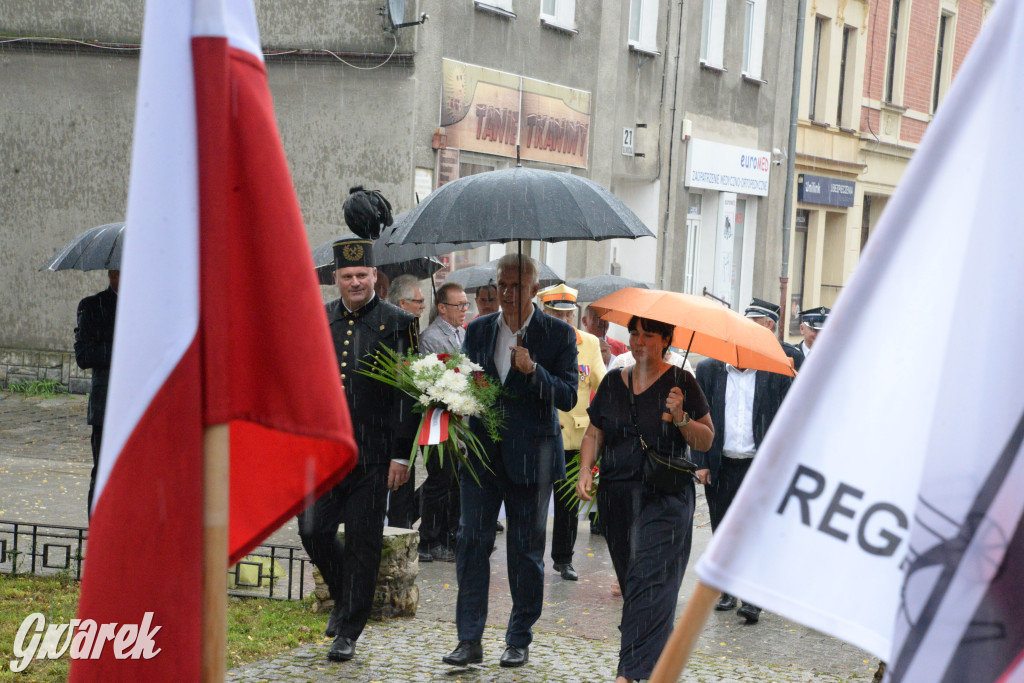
[783,341,805,372]
[691,358,792,484]
[74,287,117,426]
[326,295,419,466]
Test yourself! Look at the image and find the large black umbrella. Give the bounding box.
[444,258,563,291]
[312,216,488,285]
[41,222,125,272]
[386,166,655,245]
[568,274,652,302]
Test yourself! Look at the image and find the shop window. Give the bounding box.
[541,0,576,32]
[741,0,767,80]
[629,0,660,55]
[700,0,726,69]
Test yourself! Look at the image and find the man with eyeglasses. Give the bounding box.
[416,282,469,562]
[389,273,427,318]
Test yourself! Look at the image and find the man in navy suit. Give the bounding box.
[442,254,578,669]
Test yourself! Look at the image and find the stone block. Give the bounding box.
[38,351,62,369]
[43,368,63,382]
[0,349,22,366]
[69,378,92,395]
[312,526,419,619]
[62,356,72,383]
[7,373,36,387]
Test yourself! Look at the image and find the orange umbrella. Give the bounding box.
[589,288,795,377]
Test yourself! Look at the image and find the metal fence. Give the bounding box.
[0,520,315,601]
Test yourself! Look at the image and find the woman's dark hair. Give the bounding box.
[627,316,675,351]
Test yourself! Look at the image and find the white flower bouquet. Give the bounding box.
[357,347,503,480]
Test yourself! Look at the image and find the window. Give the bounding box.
[885,0,903,103]
[540,0,576,31]
[932,11,955,112]
[742,0,767,79]
[808,17,828,121]
[475,0,514,17]
[700,0,727,68]
[628,0,659,54]
[836,26,856,128]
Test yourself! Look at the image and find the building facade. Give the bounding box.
[784,0,990,342]
[1,0,798,387]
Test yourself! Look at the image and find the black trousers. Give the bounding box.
[87,424,103,520]
[298,464,389,641]
[387,463,417,529]
[598,478,693,681]
[704,456,753,533]
[551,450,580,565]
[418,452,459,551]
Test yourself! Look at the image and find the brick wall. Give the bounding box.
[860,0,986,148]
[1,347,91,394]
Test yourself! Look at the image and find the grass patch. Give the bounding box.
[0,574,328,680]
[4,380,65,398]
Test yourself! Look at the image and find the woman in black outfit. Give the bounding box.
[576,316,714,683]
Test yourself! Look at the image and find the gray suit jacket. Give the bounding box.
[419,316,465,355]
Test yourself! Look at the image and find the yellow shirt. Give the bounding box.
[558,328,607,451]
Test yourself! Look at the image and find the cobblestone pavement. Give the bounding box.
[1,392,882,682]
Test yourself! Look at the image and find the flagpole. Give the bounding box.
[202,424,229,682]
[648,581,720,682]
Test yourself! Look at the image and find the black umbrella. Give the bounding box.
[41,222,125,272]
[386,165,655,245]
[568,274,652,302]
[312,216,488,285]
[445,258,563,291]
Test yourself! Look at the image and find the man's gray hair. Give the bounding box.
[388,274,420,305]
[495,253,539,286]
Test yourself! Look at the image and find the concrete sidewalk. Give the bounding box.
[1,391,880,681]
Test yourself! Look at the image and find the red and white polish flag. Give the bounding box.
[418,408,451,446]
[71,0,357,679]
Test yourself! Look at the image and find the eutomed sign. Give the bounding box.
[798,173,856,207]
[684,138,771,197]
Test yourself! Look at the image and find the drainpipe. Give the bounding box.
[659,0,686,289]
[779,0,806,341]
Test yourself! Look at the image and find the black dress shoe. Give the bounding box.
[737,603,762,623]
[500,644,529,668]
[553,563,579,581]
[442,640,483,666]
[327,635,355,662]
[714,593,737,611]
[324,604,343,637]
[431,545,456,562]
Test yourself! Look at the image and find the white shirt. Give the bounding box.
[608,350,695,377]
[494,307,535,383]
[723,365,757,459]
[800,340,812,358]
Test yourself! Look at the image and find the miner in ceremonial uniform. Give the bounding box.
[538,283,606,582]
[298,237,419,663]
[798,306,830,359]
[744,297,804,372]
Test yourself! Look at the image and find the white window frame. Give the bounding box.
[700,0,727,69]
[475,0,515,18]
[540,0,576,32]
[628,0,660,55]
[931,7,956,113]
[741,0,767,80]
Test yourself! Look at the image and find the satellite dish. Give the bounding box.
[385,0,405,28]
[379,0,427,32]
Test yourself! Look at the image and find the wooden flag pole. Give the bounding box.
[648,581,720,682]
[202,424,229,682]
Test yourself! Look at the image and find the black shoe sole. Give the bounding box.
[442,655,483,666]
[500,657,528,668]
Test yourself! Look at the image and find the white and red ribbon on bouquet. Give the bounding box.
[418,407,451,445]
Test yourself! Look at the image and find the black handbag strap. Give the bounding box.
[626,368,653,452]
